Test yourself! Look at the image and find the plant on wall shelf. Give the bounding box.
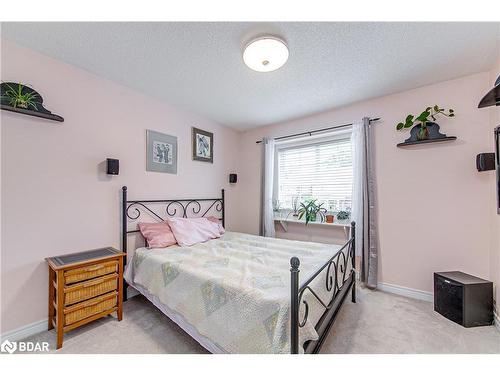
[396,105,455,141]
[0,82,40,110]
[297,199,327,225]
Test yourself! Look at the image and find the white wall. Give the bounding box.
[0,40,240,334]
[233,72,496,299]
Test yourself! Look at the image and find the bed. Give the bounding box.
[121,186,356,354]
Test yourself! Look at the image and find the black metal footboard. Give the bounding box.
[290,221,356,354]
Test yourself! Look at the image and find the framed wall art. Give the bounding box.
[192,127,213,163]
[146,129,178,174]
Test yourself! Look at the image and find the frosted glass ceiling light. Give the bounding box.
[243,37,289,72]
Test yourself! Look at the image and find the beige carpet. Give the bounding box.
[23,287,500,354]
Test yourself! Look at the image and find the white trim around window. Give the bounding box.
[273,128,353,213]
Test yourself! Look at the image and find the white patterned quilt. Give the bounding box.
[124,231,351,353]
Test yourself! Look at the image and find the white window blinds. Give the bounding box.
[277,137,353,212]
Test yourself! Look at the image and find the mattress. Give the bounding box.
[124,231,351,354]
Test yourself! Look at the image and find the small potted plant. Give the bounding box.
[297,199,327,225]
[336,210,350,222]
[0,82,40,110]
[396,105,455,141]
[291,196,300,217]
[272,199,281,212]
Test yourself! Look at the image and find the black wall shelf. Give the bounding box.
[0,82,64,123]
[397,136,457,147]
[1,104,64,122]
[397,122,456,148]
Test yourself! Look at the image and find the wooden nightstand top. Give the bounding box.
[46,247,125,270]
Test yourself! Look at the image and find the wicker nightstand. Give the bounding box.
[46,247,125,349]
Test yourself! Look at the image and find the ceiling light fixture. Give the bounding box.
[243,37,289,72]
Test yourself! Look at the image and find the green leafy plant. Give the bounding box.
[396,105,455,140]
[297,199,327,225]
[1,82,40,110]
[336,210,350,221]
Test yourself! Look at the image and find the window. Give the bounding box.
[276,135,353,212]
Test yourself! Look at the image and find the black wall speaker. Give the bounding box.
[229,173,237,184]
[476,153,495,172]
[107,158,119,175]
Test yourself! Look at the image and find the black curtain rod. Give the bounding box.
[255,117,381,144]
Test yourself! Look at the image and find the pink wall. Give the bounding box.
[1,38,499,335]
[233,72,496,299]
[488,60,500,317]
[0,40,240,334]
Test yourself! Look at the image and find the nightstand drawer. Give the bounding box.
[64,291,118,326]
[64,260,118,284]
[64,273,118,305]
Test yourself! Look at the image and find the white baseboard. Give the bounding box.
[378,282,433,303]
[1,319,48,342]
[1,288,139,343]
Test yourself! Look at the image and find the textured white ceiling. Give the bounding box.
[2,22,499,129]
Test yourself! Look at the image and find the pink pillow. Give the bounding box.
[206,216,225,234]
[166,217,221,247]
[138,222,177,248]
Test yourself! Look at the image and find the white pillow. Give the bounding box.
[166,217,221,247]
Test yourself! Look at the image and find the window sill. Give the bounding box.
[273,214,351,228]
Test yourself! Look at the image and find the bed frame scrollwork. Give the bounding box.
[290,221,356,354]
[121,186,355,354]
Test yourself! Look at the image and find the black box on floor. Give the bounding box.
[434,271,493,328]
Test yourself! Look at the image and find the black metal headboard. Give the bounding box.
[121,185,225,252]
[121,185,224,300]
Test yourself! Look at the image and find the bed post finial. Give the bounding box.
[290,256,300,354]
[122,186,128,301]
[350,221,356,303]
[221,189,225,229]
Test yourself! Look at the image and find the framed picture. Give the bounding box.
[192,127,213,163]
[146,129,177,174]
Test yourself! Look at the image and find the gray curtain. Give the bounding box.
[351,117,378,288]
[259,137,276,237]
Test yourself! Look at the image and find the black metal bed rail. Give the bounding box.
[290,221,356,354]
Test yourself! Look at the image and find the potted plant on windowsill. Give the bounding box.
[336,210,351,223]
[297,199,327,225]
[396,105,455,142]
[291,196,299,217]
